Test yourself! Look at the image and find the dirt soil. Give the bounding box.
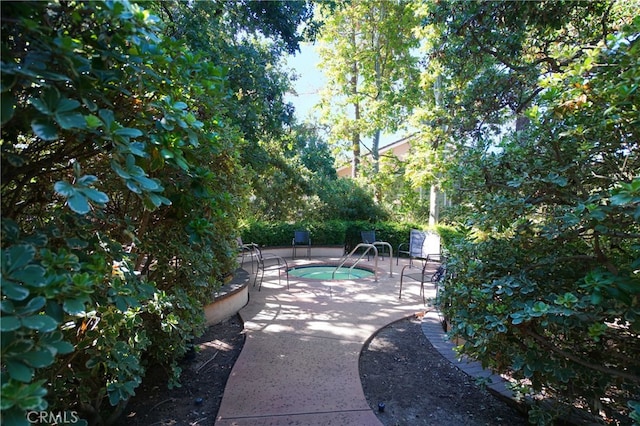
[360,317,527,426]
[117,315,245,426]
[118,315,527,426]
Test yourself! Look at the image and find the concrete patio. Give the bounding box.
[214,255,509,425]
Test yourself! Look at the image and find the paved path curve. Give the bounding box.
[215,257,431,425]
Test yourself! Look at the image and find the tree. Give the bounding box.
[316,0,422,178]
[0,1,314,424]
[151,1,319,218]
[421,2,639,423]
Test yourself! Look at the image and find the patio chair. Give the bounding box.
[361,230,388,260]
[398,254,445,305]
[396,230,440,266]
[396,229,426,266]
[292,230,311,259]
[237,237,258,273]
[253,246,289,291]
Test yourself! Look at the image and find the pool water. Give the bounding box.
[288,265,374,280]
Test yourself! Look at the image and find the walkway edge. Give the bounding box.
[420,310,525,413]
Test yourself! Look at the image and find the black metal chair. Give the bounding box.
[292,230,311,259]
[398,254,445,305]
[237,237,258,273]
[361,230,387,260]
[253,246,289,291]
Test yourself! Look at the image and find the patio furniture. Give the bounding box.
[253,245,289,291]
[237,237,258,273]
[396,229,440,266]
[361,230,388,260]
[292,230,311,259]
[398,254,445,305]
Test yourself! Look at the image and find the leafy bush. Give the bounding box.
[1,2,245,424]
[432,10,640,423]
[240,220,433,255]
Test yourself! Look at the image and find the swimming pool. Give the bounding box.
[288,265,375,280]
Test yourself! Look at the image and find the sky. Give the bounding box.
[284,43,407,149]
[284,42,325,121]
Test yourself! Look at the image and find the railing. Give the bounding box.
[372,241,393,277]
[331,242,394,282]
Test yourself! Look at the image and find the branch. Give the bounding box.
[523,328,640,383]
[522,255,597,272]
[515,87,544,114]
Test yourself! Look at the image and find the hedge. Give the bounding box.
[239,220,460,256]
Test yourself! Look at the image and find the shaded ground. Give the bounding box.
[117,315,245,426]
[360,317,528,426]
[119,315,527,426]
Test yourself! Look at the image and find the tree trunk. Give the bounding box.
[372,128,380,174]
[429,184,438,227]
[430,75,443,226]
[350,40,361,178]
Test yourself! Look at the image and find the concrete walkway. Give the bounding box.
[215,257,512,425]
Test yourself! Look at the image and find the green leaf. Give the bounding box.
[67,193,91,214]
[133,175,160,191]
[12,265,46,287]
[56,98,81,113]
[45,301,64,322]
[125,154,145,176]
[56,111,86,129]
[63,298,87,315]
[114,127,143,138]
[4,244,36,271]
[80,188,109,204]
[1,300,16,313]
[54,180,75,197]
[126,180,142,194]
[111,160,131,179]
[29,97,52,115]
[16,296,46,315]
[99,108,115,129]
[160,117,174,131]
[1,281,30,301]
[77,175,98,186]
[0,316,21,331]
[22,349,55,368]
[31,119,58,140]
[5,361,34,383]
[21,314,58,332]
[48,340,74,355]
[65,238,88,249]
[610,193,634,206]
[128,141,147,157]
[160,148,174,159]
[85,114,103,128]
[23,233,47,247]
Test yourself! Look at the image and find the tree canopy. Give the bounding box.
[2,0,639,424]
[0,1,314,424]
[416,2,639,423]
[316,0,422,177]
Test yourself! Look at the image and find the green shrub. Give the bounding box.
[240,220,438,257]
[1,2,243,424]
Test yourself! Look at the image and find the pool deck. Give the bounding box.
[215,255,512,425]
